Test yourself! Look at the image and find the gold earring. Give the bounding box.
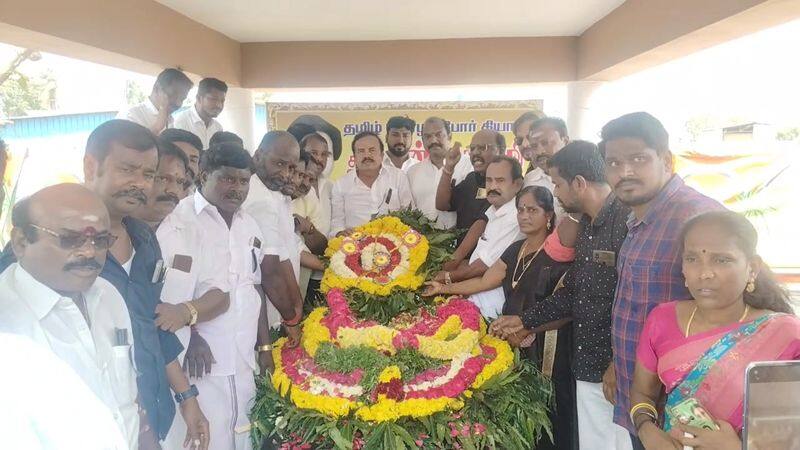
[547,221,552,231]
[746,279,755,293]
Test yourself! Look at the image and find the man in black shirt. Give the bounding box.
[435,128,505,269]
[491,140,631,450]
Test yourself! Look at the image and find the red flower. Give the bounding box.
[373,378,405,402]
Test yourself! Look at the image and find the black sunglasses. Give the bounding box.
[29,224,118,250]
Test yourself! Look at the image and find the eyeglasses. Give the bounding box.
[29,224,118,250]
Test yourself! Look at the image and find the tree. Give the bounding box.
[0,49,54,117]
[125,80,146,106]
[776,127,800,141]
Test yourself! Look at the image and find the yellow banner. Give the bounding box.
[268,100,543,181]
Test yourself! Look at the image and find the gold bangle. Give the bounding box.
[256,344,273,353]
[630,402,658,422]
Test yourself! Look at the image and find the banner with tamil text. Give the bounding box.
[267,100,543,181]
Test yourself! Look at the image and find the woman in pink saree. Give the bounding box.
[630,211,800,450]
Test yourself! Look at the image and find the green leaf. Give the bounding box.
[329,427,351,450]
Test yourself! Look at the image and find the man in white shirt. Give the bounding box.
[407,117,473,229]
[290,151,327,298]
[523,117,570,191]
[135,138,192,230]
[330,131,414,236]
[160,143,267,450]
[0,333,129,450]
[245,131,305,344]
[438,156,524,318]
[0,183,140,448]
[117,68,193,136]
[512,111,541,171]
[383,116,419,172]
[160,128,205,183]
[173,78,227,149]
[296,131,334,300]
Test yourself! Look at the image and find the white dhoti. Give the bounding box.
[164,357,256,450]
[575,380,633,450]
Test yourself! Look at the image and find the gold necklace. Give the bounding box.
[511,239,544,289]
[685,304,749,338]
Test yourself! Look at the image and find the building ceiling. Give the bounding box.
[155,0,626,42]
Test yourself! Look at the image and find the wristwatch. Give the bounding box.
[256,344,273,353]
[174,384,199,404]
[183,302,198,326]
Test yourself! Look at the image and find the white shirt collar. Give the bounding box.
[488,197,517,219]
[189,105,205,125]
[352,164,389,184]
[526,167,547,182]
[11,263,100,321]
[193,190,213,215]
[144,97,158,115]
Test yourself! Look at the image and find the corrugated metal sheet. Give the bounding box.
[0,111,117,139]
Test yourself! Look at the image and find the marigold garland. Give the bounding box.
[253,214,552,449]
[321,217,429,296]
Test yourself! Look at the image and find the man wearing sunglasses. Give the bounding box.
[0,120,210,450]
[0,183,139,447]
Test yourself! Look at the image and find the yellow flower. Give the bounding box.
[471,334,514,390]
[320,216,429,296]
[301,307,331,357]
[337,325,398,354]
[289,385,356,418]
[417,329,480,360]
[355,397,464,422]
[378,365,401,383]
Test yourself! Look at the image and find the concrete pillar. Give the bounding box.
[566,81,606,141]
[217,87,257,152]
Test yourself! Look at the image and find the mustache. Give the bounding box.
[487,190,501,196]
[113,187,147,204]
[224,191,244,201]
[361,158,376,163]
[64,258,103,272]
[156,193,179,204]
[615,178,642,188]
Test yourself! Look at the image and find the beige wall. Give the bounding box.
[241,37,577,89]
[578,0,800,80]
[2,0,800,89]
[0,0,241,83]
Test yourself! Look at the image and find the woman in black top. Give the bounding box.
[424,186,575,450]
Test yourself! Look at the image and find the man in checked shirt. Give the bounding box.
[600,112,724,450]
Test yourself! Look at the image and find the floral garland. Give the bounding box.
[301,289,483,359]
[273,288,515,423]
[321,217,429,296]
[253,214,552,449]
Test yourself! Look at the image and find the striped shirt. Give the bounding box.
[611,175,724,432]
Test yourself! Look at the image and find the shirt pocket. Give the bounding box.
[110,344,138,407]
[160,267,194,304]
